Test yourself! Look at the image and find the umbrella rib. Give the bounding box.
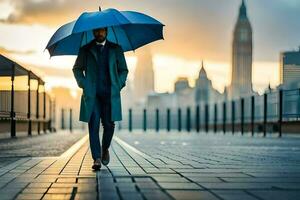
[50,32,84,56]
[110,11,130,46]
[120,25,134,51]
[111,26,119,44]
[49,41,59,57]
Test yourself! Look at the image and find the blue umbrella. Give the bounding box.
[46,8,164,57]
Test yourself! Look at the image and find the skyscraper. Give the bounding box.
[280,48,300,89]
[195,62,211,103]
[133,47,154,104]
[230,0,253,99]
[194,61,224,104]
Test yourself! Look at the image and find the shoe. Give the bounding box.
[92,158,101,170]
[101,149,110,166]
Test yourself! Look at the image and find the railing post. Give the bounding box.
[49,98,52,132]
[43,89,46,133]
[231,100,235,135]
[155,108,159,132]
[167,108,170,132]
[251,96,255,136]
[186,107,191,132]
[36,79,40,134]
[299,89,300,120]
[223,102,226,134]
[214,103,217,133]
[10,63,16,138]
[118,121,122,131]
[129,108,132,132]
[241,98,244,135]
[205,104,209,133]
[195,105,200,133]
[278,90,283,137]
[143,108,147,132]
[263,93,267,137]
[177,108,181,132]
[61,108,65,130]
[69,108,72,133]
[27,70,32,136]
[53,98,56,132]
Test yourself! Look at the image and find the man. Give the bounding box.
[72,27,128,170]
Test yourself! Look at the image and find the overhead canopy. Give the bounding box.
[0,54,44,84]
[0,54,27,76]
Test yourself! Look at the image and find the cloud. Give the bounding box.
[0,0,138,26]
[16,59,74,80]
[1,0,300,63]
[1,0,98,26]
[0,46,36,55]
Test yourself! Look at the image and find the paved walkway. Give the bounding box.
[0,130,86,157]
[0,131,300,200]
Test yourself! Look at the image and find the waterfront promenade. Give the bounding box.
[0,130,300,200]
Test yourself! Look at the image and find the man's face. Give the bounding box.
[93,28,107,43]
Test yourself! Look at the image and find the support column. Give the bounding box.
[27,71,32,136]
[43,85,46,133]
[10,63,16,138]
[36,79,40,134]
[49,97,52,132]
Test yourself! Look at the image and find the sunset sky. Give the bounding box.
[0,0,300,94]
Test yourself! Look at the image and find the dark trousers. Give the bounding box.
[88,93,115,160]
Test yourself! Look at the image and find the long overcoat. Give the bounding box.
[72,39,128,123]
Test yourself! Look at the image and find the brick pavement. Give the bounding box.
[0,130,299,200]
[0,130,86,157]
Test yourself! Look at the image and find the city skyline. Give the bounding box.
[0,0,300,94]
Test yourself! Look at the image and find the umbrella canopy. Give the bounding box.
[46,8,164,56]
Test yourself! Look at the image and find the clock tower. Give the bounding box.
[230,0,253,99]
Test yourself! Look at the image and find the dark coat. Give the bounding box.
[72,40,128,122]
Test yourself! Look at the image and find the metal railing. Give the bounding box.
[120,88,300,137]
[60,108,86,132]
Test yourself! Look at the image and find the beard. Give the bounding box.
[95,35,106,43]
